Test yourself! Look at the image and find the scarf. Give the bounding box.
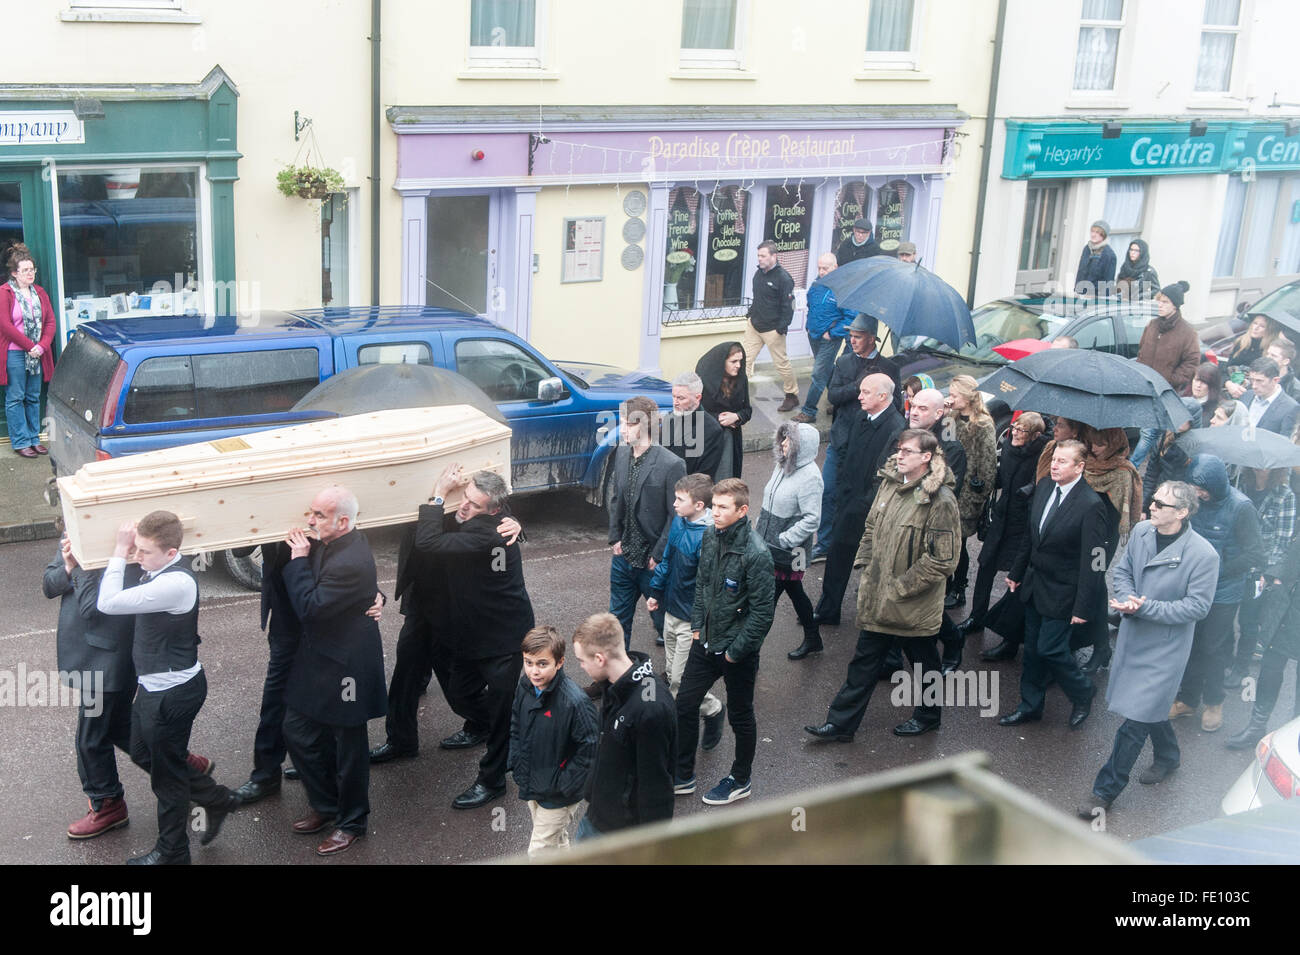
[1083,428,1142,535]
[8,279,41,374]
[1156,309,1181,334]
[1088,239,1107,254]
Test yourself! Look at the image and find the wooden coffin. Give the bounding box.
[58,406,512,569]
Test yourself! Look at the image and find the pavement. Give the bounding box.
[0,354,829,545]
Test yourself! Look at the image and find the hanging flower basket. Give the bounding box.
[276,165,345,200]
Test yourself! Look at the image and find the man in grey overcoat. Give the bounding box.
[1078,481,1220,817]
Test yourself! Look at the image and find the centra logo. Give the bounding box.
[49,885,151,936]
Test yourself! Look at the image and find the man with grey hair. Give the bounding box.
[415,463,535,809]
[281,484,387,856]
[664,371,724,480]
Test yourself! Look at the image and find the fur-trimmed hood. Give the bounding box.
[878,449,956,502]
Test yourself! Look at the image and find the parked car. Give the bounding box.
[1222,713,1300,814]
[46,306,673,586]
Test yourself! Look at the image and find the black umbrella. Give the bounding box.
[977,349,1190,431]
[812,255,975,350]
[1176,426,1300,469]
[293,362,507,424]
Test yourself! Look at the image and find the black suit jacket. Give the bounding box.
[283,530,387,726]
[834,406,905,536]
[259,541,301,638]
[1245,389,1300,437]
[1010,477,1108,621]
[663,408,725,481]
[415,503,535,660]
[395,519,450,625]
[826,351,902,451]
[607,443,686,562]
[43,550,138,693]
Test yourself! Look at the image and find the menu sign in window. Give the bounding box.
[875,181,911,251]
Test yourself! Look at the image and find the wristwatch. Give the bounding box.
[429,495,445,506]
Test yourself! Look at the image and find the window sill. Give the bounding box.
[854,69,930,81]
[457,69,559,81]
[1186,96,1248,111]
[661,313,749,335]
[669,70,757,81]
[1063,96,1130,110]
[61,8,201,23]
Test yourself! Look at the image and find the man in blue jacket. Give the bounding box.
[792,252,856,425]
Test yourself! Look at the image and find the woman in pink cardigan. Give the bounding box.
[0,243,57,457]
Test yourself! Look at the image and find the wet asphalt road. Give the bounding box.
[0,447,1288,864]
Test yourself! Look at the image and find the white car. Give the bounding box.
[1221,714,1300,813]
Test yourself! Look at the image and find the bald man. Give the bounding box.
[807,374,906,637]
[793,253,856,425]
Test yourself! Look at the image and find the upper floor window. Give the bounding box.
[864,0,922,70]
[64,0,199,22]
[1195,0,1241,92]
[469,0,543,69]
[1072,0,1124,92]
[680,0,747,70]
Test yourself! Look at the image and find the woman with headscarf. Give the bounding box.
[1074,425,1144,672]
[1115,239,1159,301]
[695,341,752,480]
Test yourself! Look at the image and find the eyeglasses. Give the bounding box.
[14,266,35,274]
[1149,499,1178,511]
[896,446,925,457]
[1010,425,1033,433]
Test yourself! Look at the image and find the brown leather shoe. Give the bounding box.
[778,393,801,413]
[790,411,816,424]
[291,810,332,834]
[316,828,360,856]
[16,447,37,458]
[34,444,48,455]
[67,797,129,839]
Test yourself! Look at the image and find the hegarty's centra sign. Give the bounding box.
[0,111,85,146]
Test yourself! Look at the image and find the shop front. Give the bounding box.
[390,106,963,375]
[1002,118,1300,316]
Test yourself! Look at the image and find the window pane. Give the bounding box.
[681,0,737,49]
[1203,0,1240,26]
[192,349,320,418]
[470,0,536,47]
[426,195,489,314]
[703,185,748,307]
[1073,25,1119,90]
[357,342,432,365]
[0,182,21,254]
[875,180,913,252]
[1082,0,1123,19]
[455,338,549,402]
[57,168,199,305]
[125,356,194,423]
[866,0,913,52]
[1214,175,1248,276]
[665,187,701,310]
[1072,317,1117,352]
[1103,179,1145,232]
[1242,177,1281,277]
[1195,31,1235,91]
[1279,178,1300,275]
[763,185,812,287]
[831,182,871,253]
[321,193,348,306]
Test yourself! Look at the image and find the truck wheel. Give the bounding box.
[221,547,263,591]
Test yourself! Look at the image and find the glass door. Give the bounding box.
[1016,182,1063,294]
[426,194,491,315]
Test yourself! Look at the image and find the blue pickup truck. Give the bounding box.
[47,306,673,585]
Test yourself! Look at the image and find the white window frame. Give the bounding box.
[678,0,749,72]
[63,0,199,22]
[466,0,548,70]
[1071,0,1126,93]
[862,0,924,71]
[1194,1,1243,94]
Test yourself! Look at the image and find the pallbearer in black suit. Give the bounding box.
[281,486,388,857]
[1000,439,1105,729]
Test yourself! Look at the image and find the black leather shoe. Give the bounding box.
[127,848,190,865]
[893,717,940,736]
[940,643,962,675]
[199,793,240,846]
[701,704,726,751]
[955,617,984,637]
[1076,794,1112,820]
[369,742,418,764]
[1069,698,1092,729]
[998,709,1043,727]
[804,722,854,742]
[284,766,301,780]
[440,729,489,750]
[943,589,965,609]
[1138,762,1177,785]
[234,778,281,804]
[981,640,1019,662]
[452,781,506,810]
[788,637,824,660]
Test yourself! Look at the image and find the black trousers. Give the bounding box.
[676,641,759,783]
[1092,718,1180,803]
[969,558,1000,628]
[385,614,489,752]
[129,670,237,860]
[775,575,816,630]
[251,628,299,784]
[949,537,971,594]
[283,708,371,835]
[1018,604,1094,714]
[815,513,867,621]
[1177,601,1239,708]
[449,652,521,789]
[1256,646,1300,720]
[76,688,132,808]
[1231,588,1264,671]
[826,629,942,733]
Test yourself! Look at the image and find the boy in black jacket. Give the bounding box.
[508,626,598,856]
[571,612,676,838]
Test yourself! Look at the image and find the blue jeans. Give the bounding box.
[815,442,839,554]
[1092,718,1180,803]
[609,553,665,650]
[1129,427,1161,469]
[5,350,42,449]
[801,333,843,419]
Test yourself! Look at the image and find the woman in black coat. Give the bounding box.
[695,341,752,480]
[957,413,1048,640]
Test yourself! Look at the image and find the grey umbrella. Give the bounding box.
[1175,426,1300,469]
[292,362,507,424]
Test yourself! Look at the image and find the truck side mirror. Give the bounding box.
[537,377,567,402]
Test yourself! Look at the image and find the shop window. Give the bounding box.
[468,0,544,68]
[124,349,319,423]
[57,167,201,317]
[763,185,813,287]
[831,182,872,257]
[1102,178,1146,262]
[874,180,912,252]
[864,0,922,70]
[0,182,22,253]
[680,0,747,70]
[703,185,749,306]
[1213,174,1247,276]
[1213,174,1300,281]
[662,184,750,319]
[1241,176,1281,278]
[1073,0,1124,92]
[1195,0,1241,93]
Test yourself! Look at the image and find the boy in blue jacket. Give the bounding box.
[647,474,726,751]
[508,626,598,856]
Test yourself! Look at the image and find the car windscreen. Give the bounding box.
[1249,282,1300,323]
[900,302,1070,362]
[49,331,123,423]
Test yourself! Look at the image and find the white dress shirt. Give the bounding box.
[98,552,202,690]
[1040,474,1082,531]
[1248,390,1276,428]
